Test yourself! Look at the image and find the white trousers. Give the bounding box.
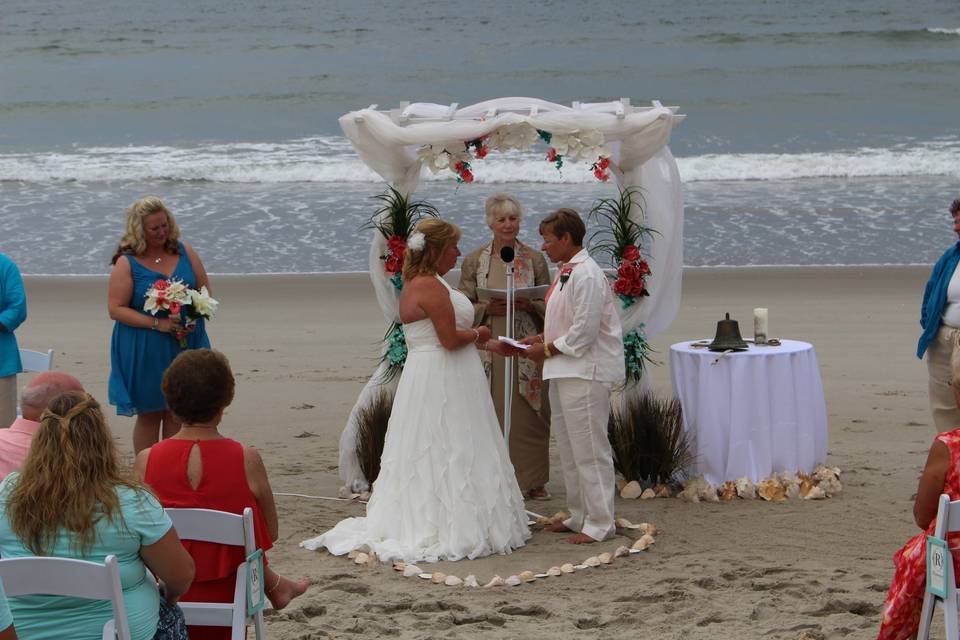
[927,326,960,432]
[0,375,15,429]
[548,377,615,541]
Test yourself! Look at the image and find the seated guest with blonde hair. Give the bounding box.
[0,391,195,640]
[135,349,307,639]
[0,371,84,481]
[0,577,16,640]
[879,345,960,638]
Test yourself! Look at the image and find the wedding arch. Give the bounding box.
[335,97,686,491]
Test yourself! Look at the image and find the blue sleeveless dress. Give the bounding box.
[108,243,211,416]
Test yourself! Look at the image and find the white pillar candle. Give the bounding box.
[754,308,768,344]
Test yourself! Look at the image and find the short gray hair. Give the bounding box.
[484,193,524,226]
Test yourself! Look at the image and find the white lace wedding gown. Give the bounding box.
[302,276,530,563]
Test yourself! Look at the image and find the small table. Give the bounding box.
[669,339,828,486]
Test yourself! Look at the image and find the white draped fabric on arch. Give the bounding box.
[335,97,686,491]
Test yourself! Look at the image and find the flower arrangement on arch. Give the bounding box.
[587,186,655,309]
[363,187,438,381]
[364,187,439,292]
[144,278,218,348]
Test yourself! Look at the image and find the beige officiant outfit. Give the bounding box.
[542,248,624,542]
[460,241,551,492]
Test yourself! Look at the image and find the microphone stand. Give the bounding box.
[503,258,515,447]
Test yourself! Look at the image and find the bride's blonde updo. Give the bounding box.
[402,218,461,281]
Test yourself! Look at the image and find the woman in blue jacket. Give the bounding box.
[918,199,960,431]
[0,254,26,429]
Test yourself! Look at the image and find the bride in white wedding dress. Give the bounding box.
[302,218,530,563]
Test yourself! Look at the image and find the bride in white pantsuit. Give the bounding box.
[521,208,624,544]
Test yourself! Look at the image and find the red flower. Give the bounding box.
[475,147,488,159]
[638,259,651,275]
[598,157,610,170]
[621,244,640,262]
[384,254,403,274]
[460,169,474,183]
[613,277,633,295]
[387,235,406,255]
[630,279,646,296]
[152,279,169,291]
[594,168,609,182]
[169,301,181,315]
[546,148,558,162]
[617,262,639,281]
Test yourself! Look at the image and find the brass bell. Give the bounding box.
[708,313,749,352]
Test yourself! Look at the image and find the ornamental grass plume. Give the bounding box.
[356,388,394,485]
[607,393,691,485]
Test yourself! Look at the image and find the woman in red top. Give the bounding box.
[135,349,308,639]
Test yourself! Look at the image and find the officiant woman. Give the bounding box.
[459,193,552,499]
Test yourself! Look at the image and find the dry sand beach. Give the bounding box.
[13,266,935,639]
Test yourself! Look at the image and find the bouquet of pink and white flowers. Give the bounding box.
[144,278,218,347]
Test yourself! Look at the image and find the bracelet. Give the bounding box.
[151,317,159,331]
[538,334,545,344]
[544,343,553,358]
[472,328,481,343]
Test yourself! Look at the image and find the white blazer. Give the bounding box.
[543,249,625,384]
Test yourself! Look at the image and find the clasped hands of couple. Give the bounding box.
[475,325,551,365]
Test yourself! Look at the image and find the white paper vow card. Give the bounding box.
[498,336,531,350]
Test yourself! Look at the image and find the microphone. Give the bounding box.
[499,246,515,263]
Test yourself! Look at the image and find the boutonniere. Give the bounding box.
[559,266,573,290]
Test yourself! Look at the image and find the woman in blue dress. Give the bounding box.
[108,197,211,453]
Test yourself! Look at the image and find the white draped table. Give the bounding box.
[669,339,828,486]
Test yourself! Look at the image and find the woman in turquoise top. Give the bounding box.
[0,253,27,429]
[0,391,194,640]
[108,197,212,453]
[0,577,16,639]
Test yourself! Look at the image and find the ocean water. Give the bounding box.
[1,0,959,274]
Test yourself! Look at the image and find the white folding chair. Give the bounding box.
[919,494,960,639]
[165,507,266,640]
[0,554,130,640]
[18,348,54,373]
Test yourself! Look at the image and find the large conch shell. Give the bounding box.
[719,481,737,501]
[546,566,562,576]
[505,575,523,586]
[519,570,537,583]
[679,476,718,502]
[560,563,575,574]
[803,486,827,500]
[393,561,406,572]
[615,517,641,530]
[735,476,756,499]
[483,575,505,588]
[798,472,816,498]
[638,522,658,536]
[353,552,369,565]
[598,552,613,565]
[430,572,446,584]
[444,575,463,587]
[464,575,479,587]
[583,556,602,567]
[403,564,422,578]
[614,545,631,558]
[757,478,788,502]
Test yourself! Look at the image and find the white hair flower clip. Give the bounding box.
[407,232,426,252]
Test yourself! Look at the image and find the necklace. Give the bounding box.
[154,256,162,264]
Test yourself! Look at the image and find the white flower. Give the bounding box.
[188,286,219,319]
[407,232,426,252]
[488,123,539,152]
[143,278,191,314]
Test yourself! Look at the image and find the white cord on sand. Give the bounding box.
[273,491,366,502]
